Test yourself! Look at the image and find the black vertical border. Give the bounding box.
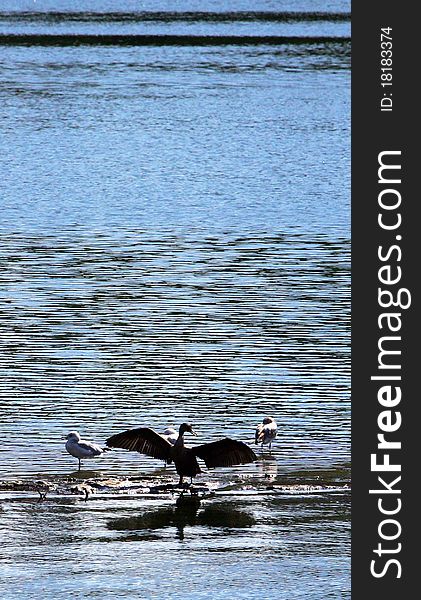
[352,1,416,596]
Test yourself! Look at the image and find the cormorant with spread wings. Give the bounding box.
[106,422,257,485]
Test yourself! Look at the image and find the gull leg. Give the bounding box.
[78,458,81,471]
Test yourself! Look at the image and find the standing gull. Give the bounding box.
[161,427,178,445]
[160,427,178,467]
[106,422,257,486]
[65,431,109,471]
[255,416,277,451]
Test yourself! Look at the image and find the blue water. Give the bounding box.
[0,3,350,599]
[0,0,350,14]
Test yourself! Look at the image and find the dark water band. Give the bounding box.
[0,34,351,47]
[0,12,351,23]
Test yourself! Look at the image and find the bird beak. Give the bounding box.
[190,428,198,436]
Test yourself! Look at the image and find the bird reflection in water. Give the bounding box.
[256,455,278,482]
[107,502,256,541]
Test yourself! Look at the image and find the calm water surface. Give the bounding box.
[0,4,350,599]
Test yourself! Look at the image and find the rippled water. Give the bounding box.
[0,491,350,600]
[0,228,350,478]
[0,3,350,598]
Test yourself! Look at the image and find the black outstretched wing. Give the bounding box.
[193,438,257,468]
[106,427,172,462]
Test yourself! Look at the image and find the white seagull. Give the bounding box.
[160,427,178,466]
[65,431,109,471]
[161,427,178,445]
[255,417,277,451]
